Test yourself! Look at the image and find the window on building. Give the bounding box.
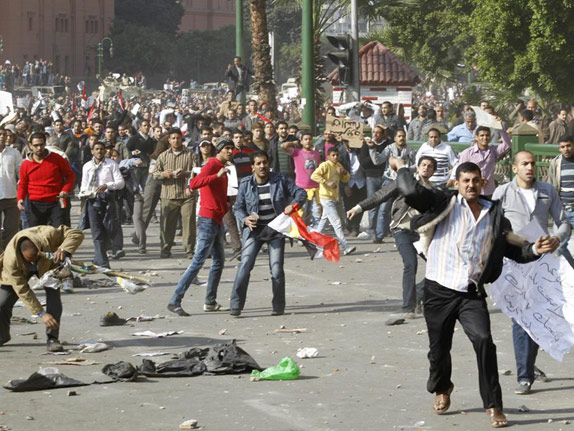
[64,18,68,33]
[85,20,89,33]
[28,15,33,31]
[55,18,60,32]
[94,20,98,34]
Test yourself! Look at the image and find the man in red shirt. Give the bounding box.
[17,132,76,227]
[167,137,234,316]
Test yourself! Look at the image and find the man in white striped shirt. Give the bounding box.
[415,128,458,186]
[394,160,555,428]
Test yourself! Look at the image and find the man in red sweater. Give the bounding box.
[17,132,76,227]
[167,137,234,316]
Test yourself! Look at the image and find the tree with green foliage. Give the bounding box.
[469,0,574,102]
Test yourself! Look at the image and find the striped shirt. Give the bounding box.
[560,157,574,205]
[152,147,197,199]
[426,195,494,292]
[257,182,275,226]
[415,142,459,185]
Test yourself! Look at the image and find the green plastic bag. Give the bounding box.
[250,357,300,381]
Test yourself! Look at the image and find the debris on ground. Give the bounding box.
[45,358,100,366]
[79,342,111,353]
[385,318,405,326]
[518,405,530,412]
[132,352,171,357]
[251,357,300,381]
[131,330,183,338]
[296,347,318,359]
[274,328,307,333]
[179,419,199,429]
[67,390,77,396]
[218,329,227,335]
[501,369,512,375]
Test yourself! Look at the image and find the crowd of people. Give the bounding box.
[2,56,574,428]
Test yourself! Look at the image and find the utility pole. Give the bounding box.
[301,0,315,133]
[235,0,244,59]
[350,0,360,101]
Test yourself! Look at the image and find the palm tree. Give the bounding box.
[250,0,277,107]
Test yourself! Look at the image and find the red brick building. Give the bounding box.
[0,0,114,79]
[179,0,235,32]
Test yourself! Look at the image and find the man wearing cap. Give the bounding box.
[167,137,234,316]
[152,128,197,259]
[0,126,22,252]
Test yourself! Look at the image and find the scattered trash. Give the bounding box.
[45,358,100,366]
[25,416,34,421]
[79,342,111,353]
[251,357,300,381]
[416,329,427,335]
[116,277,148,294]
[328,281,346,285]
[355,258,363,263]
[413,421,425,427]
[370,355,376,364]
[131,330,183,338]
[296,347,318,359]
[4,371,88,392]
[139,270,159,277]
[561,419,571,425]
[67,390,77,396]
[460,411,467,415]
[71,312,82,316]
[518,405,530,412]
[179,419,199,429]
[385,318,405,326]
[274,328,307,333]
[548,419,553,423]
[102,361,138,382]
[501,369,512,375]
[126,315,158,322]
[132,352,171,357]
[10,316,37,325]
[357,232,370,240]
[42,350,72,356]
[219,329,227,335]
[139,341,262,377]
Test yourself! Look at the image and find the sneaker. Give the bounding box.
[61,279,74,293]
[100,312,127,327]
[402,312,416,319]
[131,235,139,245]
[415,301,424,315]
[373,238,384,244]
[230,309,241,317]
[271,310,284,316]
[534,366,550,382]
[343,246,356,256]
[47,339,64,352]
[191,276,206,286]
[514,381,532,395]
[160,250,172,259]
[138,248,147,255]
[203,302,229,312]
[167,303,190,317]
[112,250,125,260]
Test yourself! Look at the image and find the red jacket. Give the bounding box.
[18,152,76,203]
[189,157,228,224]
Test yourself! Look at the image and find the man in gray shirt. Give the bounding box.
[492,150,570,395]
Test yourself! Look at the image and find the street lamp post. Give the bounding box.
[97,36,114,77]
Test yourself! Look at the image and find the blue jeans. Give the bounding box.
[230,230,285,312]
[512,319,539,384]
[366,177,392,239]
[169,216,225,306]
[317,198,348,251]
[559,209,574,268]
[393,229,422,312]
[303,189,321,228]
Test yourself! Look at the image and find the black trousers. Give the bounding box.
[424,279,503,410]
[0,284,62,344]
[28,200,65,227]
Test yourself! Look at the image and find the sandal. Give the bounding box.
[433,384,454,415]
[486,408,508,428]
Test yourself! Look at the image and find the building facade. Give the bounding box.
[0,0,114,79]
[179,0,235,32]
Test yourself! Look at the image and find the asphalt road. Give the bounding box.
[1,216,573,431]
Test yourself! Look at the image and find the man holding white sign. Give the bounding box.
[492,151,570,395]
[395,160,555,428]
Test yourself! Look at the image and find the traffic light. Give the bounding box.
[326,34,352,85]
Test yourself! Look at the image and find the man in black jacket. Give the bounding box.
[358,125,391,243]
[394,160,555,428]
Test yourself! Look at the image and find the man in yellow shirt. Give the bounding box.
[311,147,356,255]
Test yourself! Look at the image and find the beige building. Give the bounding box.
[179,0,235,32]
[0,0,114,78]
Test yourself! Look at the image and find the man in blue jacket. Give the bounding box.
[230,151,307,317]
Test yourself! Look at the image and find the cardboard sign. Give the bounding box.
[326,114,364,148]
